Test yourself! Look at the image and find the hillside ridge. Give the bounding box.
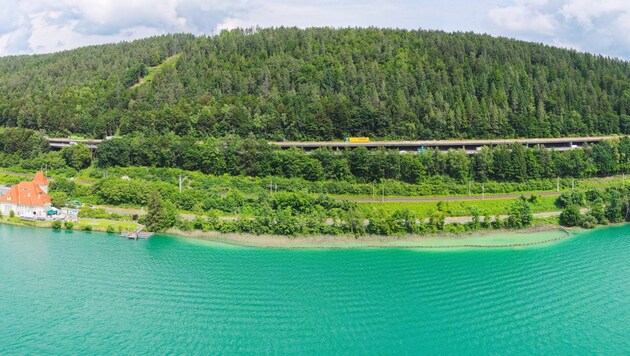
[0,28,628,140]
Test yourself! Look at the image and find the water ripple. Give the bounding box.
[0,224,628,354]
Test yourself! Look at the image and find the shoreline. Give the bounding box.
[0,217,138,234]
[1,217,587,250]
[164,225,576,250]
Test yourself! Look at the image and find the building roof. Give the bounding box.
[0,181,51,207]
[33,171,48,186]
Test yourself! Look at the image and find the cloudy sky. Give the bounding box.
[1,0,629,59]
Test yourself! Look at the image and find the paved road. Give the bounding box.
[97,205,576,226]
[445,210,558,224]
[342,191,560,203]
[0,171,34,178]
[95,205,198,220]
[444,208,587,224]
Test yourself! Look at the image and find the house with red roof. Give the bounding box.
[32,171,49,193]
[0,172,52,218]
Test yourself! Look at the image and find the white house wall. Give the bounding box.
[0,203,49,217]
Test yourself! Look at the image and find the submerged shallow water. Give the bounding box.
[0,224,628,354]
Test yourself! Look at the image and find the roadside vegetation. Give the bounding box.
[360,195,558,218]
[556,189,630,229]
[3,130,630,236]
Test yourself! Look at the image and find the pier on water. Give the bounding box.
[120,226,154,240]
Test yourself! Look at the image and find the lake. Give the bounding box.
[0,224,628,354]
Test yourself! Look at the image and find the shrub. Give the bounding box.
[506,198,533,228]
[81,224,93,231]
[580,214,598,229]
[491,216,503,229]
[588,198,607,224]
[79,207,110,219]
[444,223,466,234]
[429,211,445,231]
[555,191,585,209]
[175,219,194,231]
[49,191,68,209]
[482,215,492,229]
[559,205,582,226]
[106,225,115,234]
[64,221,74,230]
[51,220,62,229]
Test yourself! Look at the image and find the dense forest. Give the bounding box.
[2,127,630,188]
[89,135,630,183]
[0,28,629,140]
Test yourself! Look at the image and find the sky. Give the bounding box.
[1,0,629,60]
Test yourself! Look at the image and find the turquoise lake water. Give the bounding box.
[0,224,628,354]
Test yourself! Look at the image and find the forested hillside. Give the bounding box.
[1,28,629,140]
[0,34,193,135]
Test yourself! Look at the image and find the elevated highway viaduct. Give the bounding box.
[47,135,624,154]
[270,136,624,154]
[47,138,102,149]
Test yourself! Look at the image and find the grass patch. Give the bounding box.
[358,195,558,217]
[532,216,560,226]
[78,219,139,233]
[132,54,180,89]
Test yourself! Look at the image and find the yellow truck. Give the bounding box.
[347,137,370,143]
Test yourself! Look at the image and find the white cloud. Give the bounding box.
[0,0,236,55]
[0,1,629,59]
[488,0,630,59]
[25,10,165,54]
[65,0,189,35]
[214,0,427,32]
[488,5,557,35]
[560,0,630,28]
[0,0,21,33]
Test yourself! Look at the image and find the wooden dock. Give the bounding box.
[120,227,154,240]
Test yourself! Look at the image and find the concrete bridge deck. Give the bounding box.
[47,138,103,149]
[46,135,624,153]
[270,135,622,153]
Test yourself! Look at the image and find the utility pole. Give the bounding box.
[381,179,385,203]
[572,179,575,192]
[179,174,182,193]
[557,177,560,192]
[468,181,471,197]
[270,178,273,194]
[372,181,375,199]
[382,170,386,203]
[482,183,485,200]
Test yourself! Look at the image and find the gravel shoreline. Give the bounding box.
[165,225,572,250]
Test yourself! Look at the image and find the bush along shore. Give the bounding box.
[0,173,550,240]
[63,176,630,239]
[555,188,630,228]
[133,187,543,237]
[3,163,630,239]
[3,178,627,248]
